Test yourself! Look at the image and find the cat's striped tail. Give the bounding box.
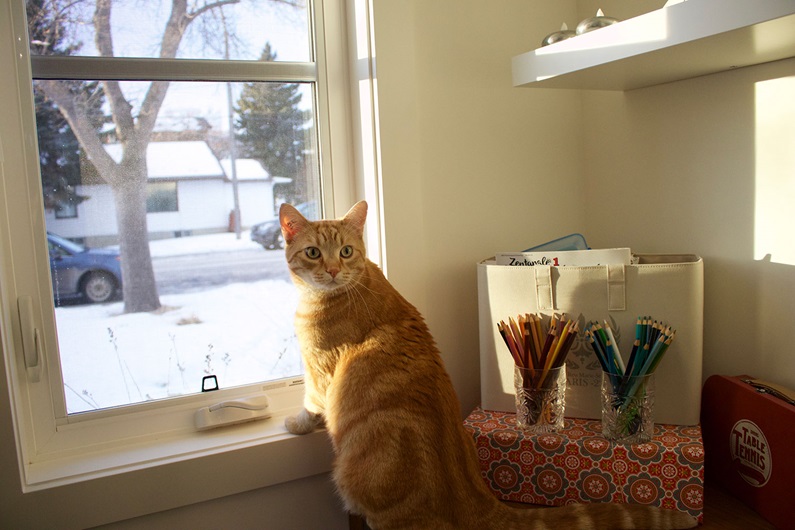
[503,501,698,529]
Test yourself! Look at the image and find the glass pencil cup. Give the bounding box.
[601,371,655,444]
[514,365,566,433]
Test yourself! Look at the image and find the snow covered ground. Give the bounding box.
[56,232,302,414]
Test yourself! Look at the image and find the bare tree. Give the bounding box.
[32,0,303,313]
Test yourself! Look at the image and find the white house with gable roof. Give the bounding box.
[45,141,290,246]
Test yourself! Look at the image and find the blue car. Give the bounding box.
[48,233,123,304]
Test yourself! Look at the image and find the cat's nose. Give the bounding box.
[327,268,340,279]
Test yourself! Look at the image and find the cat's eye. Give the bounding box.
[340,245,353,258]
[305,247,321,259]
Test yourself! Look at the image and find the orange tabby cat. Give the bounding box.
[280,201,696,530]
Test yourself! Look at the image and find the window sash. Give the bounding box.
[0,0,357,492]
[31,55,317,83]
[29,3,324,384]
[31,50,321,416]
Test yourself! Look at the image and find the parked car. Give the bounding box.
[48,233,123,304]
[250,201,318,250]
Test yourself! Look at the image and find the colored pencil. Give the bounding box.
[497,312,579,390]
[603,320,625,374]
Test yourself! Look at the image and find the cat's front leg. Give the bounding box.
[285,408,325,435]
[286,362,327,434]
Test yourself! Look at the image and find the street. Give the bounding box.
[153,247,290,295]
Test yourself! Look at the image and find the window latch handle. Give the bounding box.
[208,397,269,412]
[17,295,42,383]
[195,395,271,431]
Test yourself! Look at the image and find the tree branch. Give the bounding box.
[93,0,135,142]
[133,0,190,141]
[37,79,119,183]
[187,0,241,23]
[135,0,239,140]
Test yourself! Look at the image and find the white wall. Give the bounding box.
[160,180,229,232]
[373,0,795,412]
[576,0,661,23]
[237,181,278,227]
[580,58,795,389]
[574,0,794,391]
[372,0,585,416]
[91,473,347,530]
[45,185,117,239]
[46,180,277,241]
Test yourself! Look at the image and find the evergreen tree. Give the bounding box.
[30,0,248,313]
[235,43,310,203]
[28,0,105,213]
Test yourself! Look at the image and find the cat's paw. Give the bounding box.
[285,409,323,435]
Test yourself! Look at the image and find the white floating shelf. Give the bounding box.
[512,0,795,91]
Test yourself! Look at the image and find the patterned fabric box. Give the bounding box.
[464,408,704,522]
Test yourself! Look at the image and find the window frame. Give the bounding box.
[0,0,376,507]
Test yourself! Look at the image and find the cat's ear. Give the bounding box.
[342,200,367,236]
[280,203,310,244]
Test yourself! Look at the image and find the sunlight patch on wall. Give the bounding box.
[754,76,795,266]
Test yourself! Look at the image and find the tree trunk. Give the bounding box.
[36,0,249,314]
[113,160,161,313]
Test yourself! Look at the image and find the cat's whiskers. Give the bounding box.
[343,279,376,328]
[347,273,382,297]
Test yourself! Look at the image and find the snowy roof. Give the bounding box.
[105,141,223,180]
[104,141,288,183]
[219,158,270,181]
[219,159,292,184]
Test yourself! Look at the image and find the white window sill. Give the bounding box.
[26,407,331,489]
[19,408,335,527]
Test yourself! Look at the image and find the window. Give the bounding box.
[0,0,372,496]
[32,0,322,415]
[54,200,78,219]
[146,182,178,213]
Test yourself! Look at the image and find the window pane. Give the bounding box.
[147,182,178,213]
[35,79,320,414]
[28,0,311,62]
[55,200,79,219]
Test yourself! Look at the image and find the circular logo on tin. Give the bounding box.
[730,419,771,487]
